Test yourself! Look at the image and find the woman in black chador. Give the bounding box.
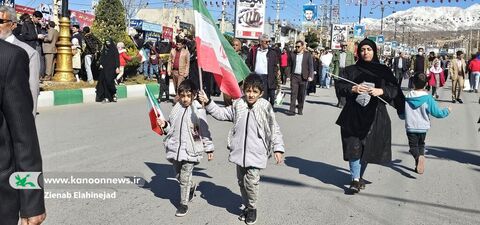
[336,38,401,194]
[96,39,120,103]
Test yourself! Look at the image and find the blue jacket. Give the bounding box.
[404,90,450,133]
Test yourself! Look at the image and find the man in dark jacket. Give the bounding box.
[0,39,46,225]
[83,26,101,83]
[246,34,280,106]
[288,40,314,115]
[393,51,409,87]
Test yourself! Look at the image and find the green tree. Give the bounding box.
[304,31,319,49]
[92,0,131,46]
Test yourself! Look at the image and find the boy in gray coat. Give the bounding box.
[157,79,214,217]
[198,74,285,225]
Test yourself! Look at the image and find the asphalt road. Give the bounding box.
[35,82,480,225]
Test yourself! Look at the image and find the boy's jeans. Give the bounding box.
[407,132,426,159]
[149,64,159,78]
[236,166,260,209]
[321,66,330,88]
[172,160,196,205]
[349,159,368,180]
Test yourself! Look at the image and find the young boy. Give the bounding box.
[405,73,451,174]
[156,79,214,217]
[198,74,285,225]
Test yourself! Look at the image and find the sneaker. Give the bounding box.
[349,180,361,193]
[451,99,456,103]
[359,179,366,190]
[175,204,188,217]
[435,95,439,99]
[416,155,425,174]
[238,208,248,221]
[245,208,257,225]
[457,99,463,104]
[188,183,197,202]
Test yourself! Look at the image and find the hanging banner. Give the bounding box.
[15,4,34,16]
[331,24,349,50]
[377,35,385,44]
[235,0,266,39]
[353,24,366,39]
[70,10,95,28]
[302,3,317,26]
[383,42,392,56]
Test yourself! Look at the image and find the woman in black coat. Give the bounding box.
[96,39,119,103]
[336,39,399,193]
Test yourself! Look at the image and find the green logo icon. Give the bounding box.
[9,172,42,190]
[15,174,36,188]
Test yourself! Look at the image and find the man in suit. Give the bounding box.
[393,51,409,87]
[450,51,467,104]
[288,40,314,115]
[0,5,40,116]
[21,11,46,76]
[0,38,46,224]
[167,39,190,92]
[42,21,59,81]
[246,34,280,106]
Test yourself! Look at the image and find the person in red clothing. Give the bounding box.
[280,48,290,85]
[116,42,134,84]
[468,53,480,93]
[427,59,445,99]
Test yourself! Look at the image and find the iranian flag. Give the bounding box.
[146,86,165,136]
[193,0,250,99]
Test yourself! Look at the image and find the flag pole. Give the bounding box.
[327,72,389,105]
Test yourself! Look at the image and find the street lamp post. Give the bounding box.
[52,0,75,82]
[369,2,394,34]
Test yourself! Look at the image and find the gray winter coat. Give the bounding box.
[163,101,214,162]
[206,98,284,169]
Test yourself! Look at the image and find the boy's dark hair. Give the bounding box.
[32,11,43,18]
[243,73,264,92]
[72,24,80,30]
[412,72,427,89]
[456,50,463,56]
[177,79,199,96]
[83,26,90,34]
[48,21,55,28]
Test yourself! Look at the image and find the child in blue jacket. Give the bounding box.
[405,73,451,174]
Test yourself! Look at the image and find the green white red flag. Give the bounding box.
[145,86,164,136]
[193,0,250,99]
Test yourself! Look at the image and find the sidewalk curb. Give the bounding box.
[38,83,171,108]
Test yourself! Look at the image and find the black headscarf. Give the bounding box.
[100,38,119,69]
[355,38,405,116]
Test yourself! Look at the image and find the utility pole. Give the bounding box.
[358,0,362,24]
[272,0,284,43]
[477,29,479,51]
[220,0,226,33]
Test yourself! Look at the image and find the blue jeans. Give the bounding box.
[470,71,480,90]
[321,66,330,88]
[149,64,159,78]
[349,159,368,180]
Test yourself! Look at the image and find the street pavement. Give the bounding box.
[35,81,480,225]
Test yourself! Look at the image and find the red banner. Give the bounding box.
[162,26,173,41]
[69,10,95,28]
[15,5,35,16]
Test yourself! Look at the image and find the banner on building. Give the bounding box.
[234,0,266,39]
[383,42,392,56]
[15,4,34,16]
[330,24,349,50]
[70,10,95,28]
[353,24,365,39]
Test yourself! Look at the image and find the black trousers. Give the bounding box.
[259,74,275,106]
[407,132,426,159]
[394,68,404,87]
[290,74,307,112]
[334,68,347,107]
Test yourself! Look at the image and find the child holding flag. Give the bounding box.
[198,74,285,225]
[156,79,214,217]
